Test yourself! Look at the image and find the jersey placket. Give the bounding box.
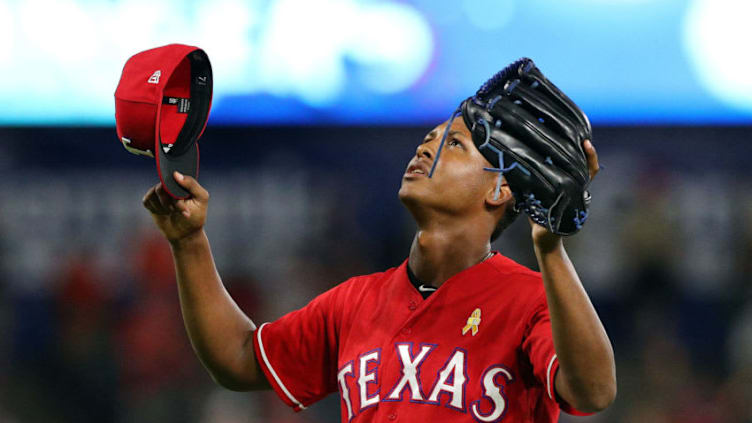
[371,282,436,421]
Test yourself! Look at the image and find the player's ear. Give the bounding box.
[485,175,512,207]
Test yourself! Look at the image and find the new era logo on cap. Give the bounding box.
[148,70,161,84]
[114,44,213,199]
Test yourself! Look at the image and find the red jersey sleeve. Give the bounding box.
[252,282,344,411]
[522,291,591,416]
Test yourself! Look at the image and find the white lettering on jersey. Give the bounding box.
[427,348,468,411]
[470,366,514,422]
[337,361,355,421]
[385,343,435,402]
[357,349,381,410]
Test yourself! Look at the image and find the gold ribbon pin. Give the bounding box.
[462,308,482,336]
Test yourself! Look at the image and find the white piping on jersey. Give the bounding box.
[256,322,307,410]
[546,354,557,401]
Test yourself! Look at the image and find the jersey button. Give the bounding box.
[408,300,417,311]
[401,327,411,336]
[388,413,397,420]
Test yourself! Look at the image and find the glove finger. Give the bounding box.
[485,125,578,198]
[490,98,589,184]
[520,64,592,140]
[488,132,584,235]
[505,82,583,152]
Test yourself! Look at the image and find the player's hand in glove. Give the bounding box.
[461,58,594,236]
[142,171,209,243]
[530,139,599,252]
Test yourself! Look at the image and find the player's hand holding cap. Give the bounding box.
[115,44,213,199]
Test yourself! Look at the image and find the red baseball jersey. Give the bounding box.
[253,253,586,422]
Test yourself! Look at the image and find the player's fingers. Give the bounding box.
[155,183,177,212]
[583,139,600,180]
[142,185,157,209]
[174,172,209,202]
[144,187,170,215]
[175,199,192,218]
[142,185,167,214]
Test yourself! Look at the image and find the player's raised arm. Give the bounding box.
[454,58,616,413]
[142,171,269,391]
[532,141,616,412]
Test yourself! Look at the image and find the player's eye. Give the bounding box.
[449,138,463,148]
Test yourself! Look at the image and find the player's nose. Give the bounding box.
[416,142,434,161]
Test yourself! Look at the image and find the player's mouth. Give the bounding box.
[404,161,430,179]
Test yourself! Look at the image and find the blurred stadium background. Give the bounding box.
[1,0,751,422]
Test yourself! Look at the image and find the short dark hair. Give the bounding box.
[490,196,520,242]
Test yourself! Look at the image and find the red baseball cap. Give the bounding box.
[115,44,213,199]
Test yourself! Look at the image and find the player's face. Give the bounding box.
[398,118,499,216]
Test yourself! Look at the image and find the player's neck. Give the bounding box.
[408,223,492,289]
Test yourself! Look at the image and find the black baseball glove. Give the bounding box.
[460,58,593,235]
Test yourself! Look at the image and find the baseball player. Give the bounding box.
[142,58,616,421]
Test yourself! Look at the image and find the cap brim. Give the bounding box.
[156,141,199,199]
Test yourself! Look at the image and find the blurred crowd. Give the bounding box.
[0,126,750,422]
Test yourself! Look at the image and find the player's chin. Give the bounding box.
[397,183,412,203]
[399,184,440,213]
[398,182,423,206]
